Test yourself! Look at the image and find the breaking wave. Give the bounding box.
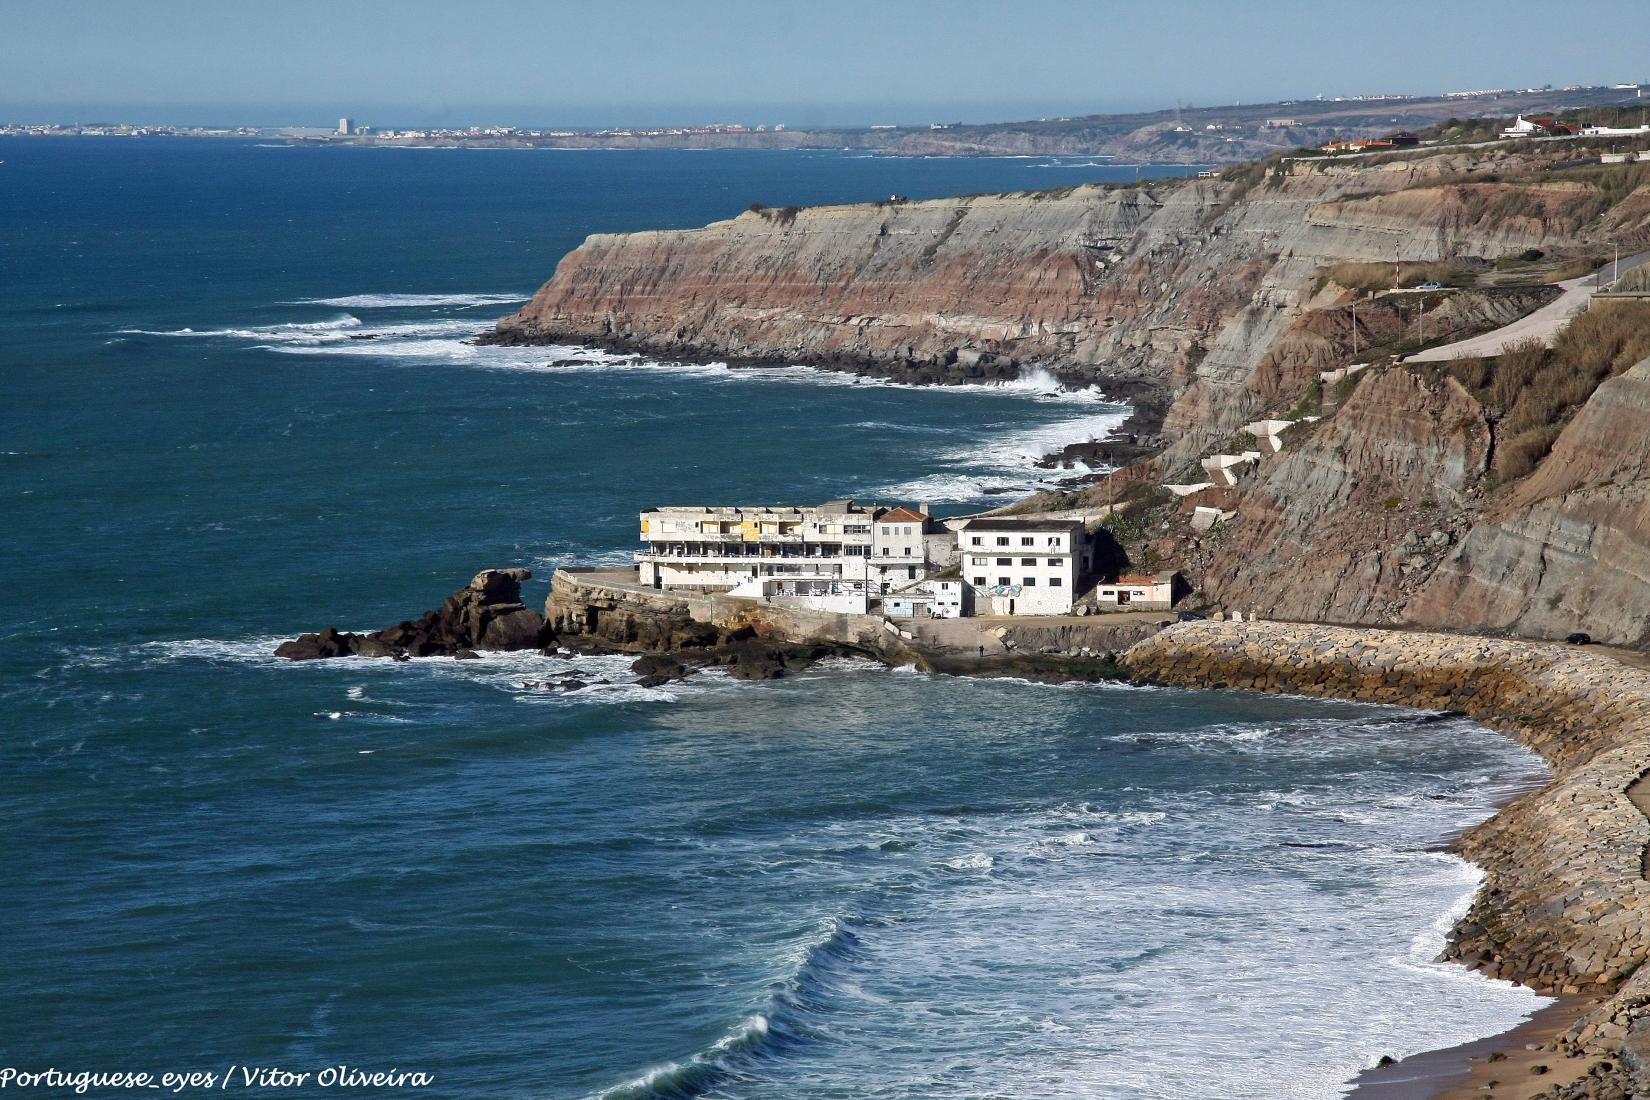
[595,914,875,1099]
[292,292,529,309]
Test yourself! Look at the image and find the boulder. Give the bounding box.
[631,654,689,688]
[479,608,548,651]
[273,626,356,662]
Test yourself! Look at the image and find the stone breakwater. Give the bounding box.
[1124,621,1650,1095]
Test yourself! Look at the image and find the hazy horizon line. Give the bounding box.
[5,76,1635,133]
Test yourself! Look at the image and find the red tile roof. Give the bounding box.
[879,507,928,523]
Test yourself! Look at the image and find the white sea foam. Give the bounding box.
[293,292,529,309]
[120,315,364,339]
[98,636,693,707]
[134,308,1131,502]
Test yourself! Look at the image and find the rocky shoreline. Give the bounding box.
[275,568,883,688]
[1126,621,1650,1099]
[471,330,1168,489]
[277,573,1650,1097]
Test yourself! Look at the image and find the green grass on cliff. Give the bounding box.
[1445,300,1650,481]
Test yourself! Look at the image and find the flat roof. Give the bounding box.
[642,500,872,516]
[960,517,1085,532]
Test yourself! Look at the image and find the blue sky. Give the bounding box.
[4,0,1649,127]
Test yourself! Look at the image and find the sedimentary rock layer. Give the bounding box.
[1409,358,1650,645]
[1124,621,1650,1095]
[492,149,1627,463]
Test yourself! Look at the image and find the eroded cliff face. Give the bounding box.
[1408,360,1650,644]
[1196,369,1490,622]
[495,184,1247,394]
[492,148,1617,457]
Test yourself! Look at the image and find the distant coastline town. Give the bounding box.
[6,79,1644,163]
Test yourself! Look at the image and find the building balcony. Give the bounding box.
[638,549,850,564]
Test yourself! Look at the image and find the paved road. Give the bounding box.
[1406,249,1650,364]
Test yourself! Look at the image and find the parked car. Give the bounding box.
[1565,632,1593,645]
[1415,281,1443,290]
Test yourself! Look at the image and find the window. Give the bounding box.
[973,576,986,586]
[880,526,890,536]
[996,557,1011,566]
[1049,558,1063,567]
[1021,536,1034,546]
[1021,558,1035,567]
[881,548,890,556]
[1023,577,1037,586]
[907,566,916,579]
[996,537,1010,546]
[1050,577,1063,587]
[1048,536,1061,547]
[998,576,1011,586]
[970,536,982,546]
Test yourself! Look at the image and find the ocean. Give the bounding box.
[2,139,1550,1099]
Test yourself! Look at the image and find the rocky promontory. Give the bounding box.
[273,567,869,683]
[275,568,548,661]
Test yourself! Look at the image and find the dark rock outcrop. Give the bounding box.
[275,568,549,661]
[630,654,689,688]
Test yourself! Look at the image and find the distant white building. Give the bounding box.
[957,518,1088,616]
[1582,123,1650,137]
[338,117,355,136]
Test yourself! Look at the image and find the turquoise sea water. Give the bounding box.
[3,140,1549,1099]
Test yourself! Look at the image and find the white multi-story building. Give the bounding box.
[870,506,932,594]
[636,500,940,611]
[957,518,1089,616]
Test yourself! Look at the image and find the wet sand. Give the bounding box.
[1347,997,1598,1099]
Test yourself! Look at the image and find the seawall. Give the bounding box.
[548,567,1166,678]
[1124,621,1650,1093]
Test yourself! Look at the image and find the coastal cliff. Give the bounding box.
[492,147,1635,456]
[491,146,1650,643]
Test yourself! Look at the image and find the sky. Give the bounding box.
[3,0,1649,128]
